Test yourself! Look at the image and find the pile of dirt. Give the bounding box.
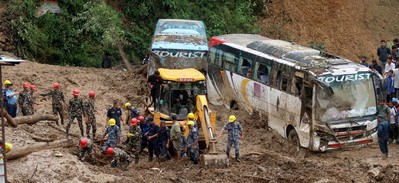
[260,0,399,62]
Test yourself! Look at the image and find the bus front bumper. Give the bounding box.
[318,131,377,151]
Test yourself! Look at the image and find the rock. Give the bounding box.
[368,168,380,178]
[54,151,63,157]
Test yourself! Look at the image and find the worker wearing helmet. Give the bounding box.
[124,102,140,125]
[4,80,19,118]
[187,120,199,164]
[170,115,181,160]
[18,82,33,116]
[102,118,121,153]
[40,83,65,125]
[145,117,160,162]
[106,101,123,129]
[78,137,95,164]
[218,115,243,162]
[29,85,37,114]
[125,118,142,164]
[187,113,198,130]
[138,115,150,153]
[66,89,84,138]
[158,120,171,161]
[180,125,188,158]
[106,147,132,168]
[83,91,97,139]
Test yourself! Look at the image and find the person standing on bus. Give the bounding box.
[148,71,163,110]
[360,56,368,67]
[386,70,395,102]
[372,59,383,75]
[377,115,390,159]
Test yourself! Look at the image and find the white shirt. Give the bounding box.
[390,107,397,124]
[385,62,395,73]
[394,69,399,88]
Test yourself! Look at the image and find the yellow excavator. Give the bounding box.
[147,68,228,167]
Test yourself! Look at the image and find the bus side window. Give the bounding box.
[276,71,281,88]
[282,76,288,91]
[222,51,237,72]
[256,64,270,85]
[209,47,216,64]
[240,58,252,78]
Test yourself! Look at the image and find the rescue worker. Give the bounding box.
[29,85,37,114]
[4,80,18,118]
[106,147,132,168]
[78,137,95,164]
[147,71,163,110]
[180,126,187,157]
[218,115,243,162]
[170,115,181,160]
[83,91,97,139]
[139,115,150,153]
[377,115,390,159]
[0,140,12,159]
[66,89,84,138]
[18,82,33,116]
[107,101,123,129]
[158,121,170,161]
[40,83,65,125]
[102,118,121,152]
[187,121,199,164]
[125,118,142,164]
[145,118,159,162]
[187,113,198,130]
[124,102,140,125]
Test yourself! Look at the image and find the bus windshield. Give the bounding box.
[315,72,377,123]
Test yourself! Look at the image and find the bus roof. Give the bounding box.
[158,68,206,82]
[154,19,206,37]
[211,34,370,75]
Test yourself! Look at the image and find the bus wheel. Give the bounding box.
[288,129,300,151]
[230,101,239,110]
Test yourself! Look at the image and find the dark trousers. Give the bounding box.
[379,138,388,155]
[141,136,148,151]
[148,139,159,159]
[6,104,17,118]
[159,139,170,159]
[396,88,399,98]
[386,92,395,102]
[390,124,398,140]
[151,89,159,110]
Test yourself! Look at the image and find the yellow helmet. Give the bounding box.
[5,143,12,153]
[187,120,195,126]
[3,80,11,85]
[124,102,131,108]
[127,133,134,137]
[228,115,236,123]
[187,113,195,119]
[109,118,116,126]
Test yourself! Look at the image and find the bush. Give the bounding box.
[6,0,263,67]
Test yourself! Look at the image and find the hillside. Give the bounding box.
[260,0,399,62]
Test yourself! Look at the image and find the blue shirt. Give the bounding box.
[377,121,390,140]
[148,124,160,141]
[140,121,150,135]
[5,89,17,105]
[107,107,122,123]
[386,76,395,93]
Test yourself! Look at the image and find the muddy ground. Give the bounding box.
[2,62,399,183]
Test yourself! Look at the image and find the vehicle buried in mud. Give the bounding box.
[206,34,383,152]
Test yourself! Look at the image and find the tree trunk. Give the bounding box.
[134,64,147,74]
[1,108,17,127]
[47,122,80,138]
[117,44,133,72]
[30,134,56,142]
[6,139,75,160]
[10,114,59,127]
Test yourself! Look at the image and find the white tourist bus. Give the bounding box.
[207,34,382,151]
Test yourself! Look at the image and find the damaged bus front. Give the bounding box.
[310,72,381,151]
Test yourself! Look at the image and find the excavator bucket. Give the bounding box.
[200,138,229,168]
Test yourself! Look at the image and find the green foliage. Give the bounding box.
[308,42,326,54]
[6,0,264,67]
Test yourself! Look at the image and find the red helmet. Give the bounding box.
[23,82,29,88]
[131,118,138,125]
[106,147,114,156]
[88,91,95,97]
[138,116,145,121]
[30,85,36,91]
[73,89,80,96]
[80,138,88,148]
[53,83,60,88]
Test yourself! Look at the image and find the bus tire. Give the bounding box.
[288,128,300,151]
[230,101,239,110]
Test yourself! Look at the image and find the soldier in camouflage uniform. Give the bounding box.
[18,83,33,116]
[84,91,97,139]
[124,118,142,164]
[29,85,37,114]
[180,127,187,157]
[66,89,84,138]
[78,137,96,164]
[218,115,243,162]
[106,147,132,168]
[102,118,121,152]
[124,102,140,125]
[40,83,65,125]
[187,120,199,164]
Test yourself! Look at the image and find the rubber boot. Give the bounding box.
[148,156,153,162]
[235,153,240,162]
[226,152,230,159]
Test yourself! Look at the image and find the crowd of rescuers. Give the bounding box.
[2,80,243,168]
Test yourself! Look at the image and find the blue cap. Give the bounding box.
[393,98,398,103]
